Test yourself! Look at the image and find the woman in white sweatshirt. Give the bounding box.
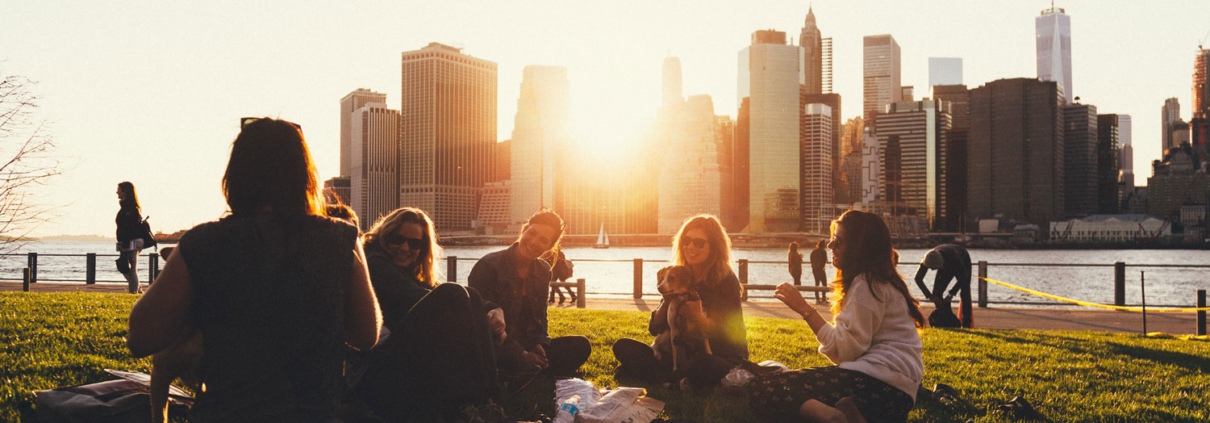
[748,210,926,423]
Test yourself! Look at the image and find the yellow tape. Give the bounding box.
[977,277,1210,312]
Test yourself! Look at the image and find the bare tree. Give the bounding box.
[0,73,61,252]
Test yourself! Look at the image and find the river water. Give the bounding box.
[5,242,1209,307]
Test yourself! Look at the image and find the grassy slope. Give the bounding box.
[2,292,1208,422]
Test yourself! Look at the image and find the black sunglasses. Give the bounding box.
[240,117,302,131]
[680,236,708,249]
[385,233,426,250]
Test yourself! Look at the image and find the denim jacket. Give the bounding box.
[468,243,553,364]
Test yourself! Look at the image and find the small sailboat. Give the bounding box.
[593,223,610,249]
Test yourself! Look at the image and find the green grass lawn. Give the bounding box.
[2,292,1209,422]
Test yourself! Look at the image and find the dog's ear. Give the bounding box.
[657,266,670,281]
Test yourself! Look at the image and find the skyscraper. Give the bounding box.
[863,35,901,122]
[860,128,880,207]
[399,43,497,232]
[1117,114,1132,173]
[968,78,1065,226]
[932,85,970,231]
[800,7,824,95]
[1162,98,1181,150]
[1097,114,1120,214]
[802,92,841,206]
[1036,5,1073,104]
[1064,103,1098,218]
[739,30,804,232]
[1192,48,1210,147]
[349,102,400,229]
[659,95,729,233]
[874,100,952,230]
[928,58,963,90]
[510,65,570,227]
[1195,48,1210,120]
[801,104,833,233]
[340,89,387,178]
[662,56,683,108]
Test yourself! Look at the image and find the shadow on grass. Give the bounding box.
[1104,341,1210,373]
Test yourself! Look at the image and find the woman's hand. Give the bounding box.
[523,344,549,369]
[774,283,813,318]
[487,308,507,344]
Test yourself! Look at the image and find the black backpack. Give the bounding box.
[928,299,962,328]
[139,216,157,249]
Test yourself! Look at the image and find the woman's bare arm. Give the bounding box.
[127,248,193,358]
[344,242,383,351]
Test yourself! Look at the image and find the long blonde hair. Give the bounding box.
[364,207,442,288]
[671,214,735,288]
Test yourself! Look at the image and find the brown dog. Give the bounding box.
[149,246,203,422]
[651,265,712,374]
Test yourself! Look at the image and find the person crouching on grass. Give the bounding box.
[748,209,925,423]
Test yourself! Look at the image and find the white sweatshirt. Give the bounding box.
[815,274,924,401]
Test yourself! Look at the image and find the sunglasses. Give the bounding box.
[240,117,302,131]
[680,236,708,249]
[385,233,426,250]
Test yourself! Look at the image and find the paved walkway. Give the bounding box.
[3,282,1203,335]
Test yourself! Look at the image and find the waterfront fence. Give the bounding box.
[2,251,1210,321]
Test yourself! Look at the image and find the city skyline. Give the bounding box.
[2,0,1208,236]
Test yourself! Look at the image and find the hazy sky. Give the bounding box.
[2,0,1208,237]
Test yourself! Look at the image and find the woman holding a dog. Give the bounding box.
[612,214,749,388]
[127,118,382,423]
[353,207,506,422]
[468,208,592,383]
[748,210,925,423]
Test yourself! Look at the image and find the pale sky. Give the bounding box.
[2,0,1208,237]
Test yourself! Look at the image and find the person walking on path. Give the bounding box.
[612,214,749,388]
[788,242,803,287]
[748,210,925,423]
[126,118,382,423]
[468,208,591,385]
[114,181,145,292]
[914,244,974,329]
[548,249,576,304]
[810,240,829,304]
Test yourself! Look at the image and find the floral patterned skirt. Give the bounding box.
[747,366,914,423]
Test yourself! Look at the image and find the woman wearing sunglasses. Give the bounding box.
[468,208,591,385]
[353,207,505,422]
[127,118,381,423]
[748,210,925,423]
[612,214,749,388]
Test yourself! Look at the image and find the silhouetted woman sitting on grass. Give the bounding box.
[127,118,382,423]
[749,209,925,423]
[353,207,504,422]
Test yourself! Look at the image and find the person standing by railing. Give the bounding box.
[788,242,803,287]
[810,240,829,304]
[914,244,973,328]
[114,181,144,292]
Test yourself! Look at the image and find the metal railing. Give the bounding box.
[5,253,1208,335]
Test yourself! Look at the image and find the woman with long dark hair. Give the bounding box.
[127,118,382,423]
[115,181,144,291]
[468,208,591,383]
[612,214,748,387]
[748,210,925,423]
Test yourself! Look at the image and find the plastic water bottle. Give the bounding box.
[553,395,581,423]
